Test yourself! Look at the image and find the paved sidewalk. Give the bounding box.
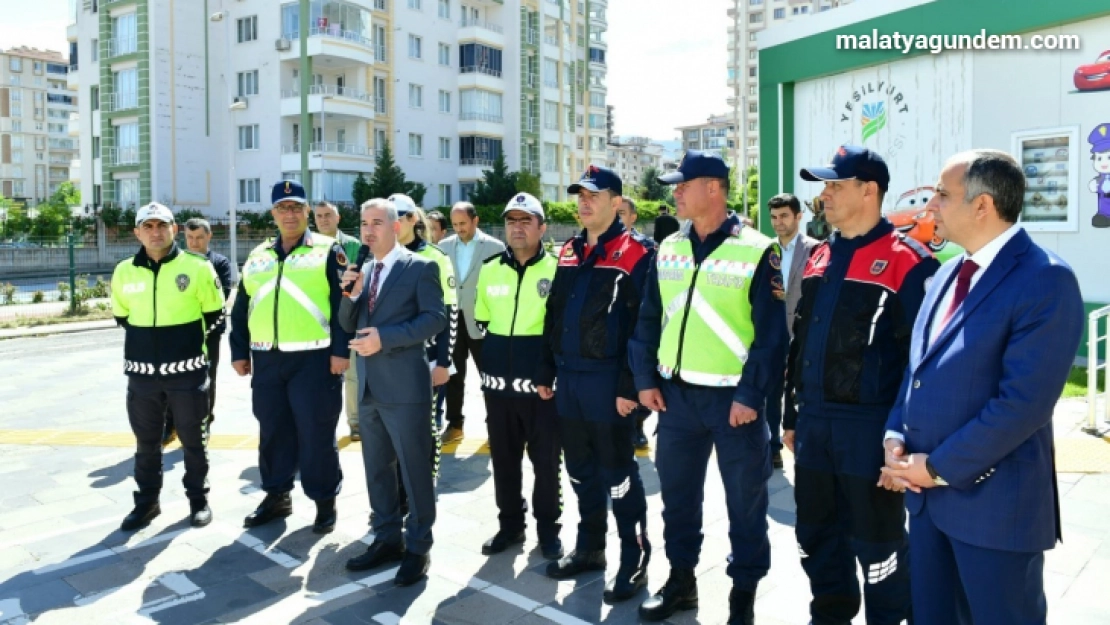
[0,330,1107,624]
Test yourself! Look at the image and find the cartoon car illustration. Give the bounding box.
[885,186,964,262]
[1074,50,1110,92]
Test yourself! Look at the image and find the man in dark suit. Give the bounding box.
[340,197,447,587]
[183,218,232,425]
[882,149,1084,625]
[765,194,818,468]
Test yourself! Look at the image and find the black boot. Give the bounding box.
[639,568,698,621]
[482,528,526,555]
[544,549,606,579]
[313,497,337,534]
[727,585,756,625]
[121,499,160,532]
[189,499,212,528]
[604,564,648,603]
[244,492,293,528]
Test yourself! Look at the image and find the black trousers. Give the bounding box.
[485,393,562,542]
[445,313,483,430]
[206,332,221,418]
[127,371,210,505]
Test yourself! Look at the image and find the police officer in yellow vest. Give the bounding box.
[473,193,564,560]
[229,180,353,534]
[111,202,226,532]
[629,151,789,624]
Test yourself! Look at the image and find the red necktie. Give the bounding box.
[366,263,384,317]
[940,259,979,328]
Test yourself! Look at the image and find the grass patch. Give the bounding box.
[1063,366,1107,399]
[0,306,115,331]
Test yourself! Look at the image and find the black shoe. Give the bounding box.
[189,502,212,528]
[540,539,565,561]
[346,539,405,571]
[604,564,648,603]
[349,428,361,442]
[394,552,430,586]
[482,529,526,555]
[313,498,337,534]
[635,427,649,450]
[727,586,756,625]
[243,492,293,528]
[121,502,160,532]
[545,549,606,579]
[772,450,784,469]
[639,568,698,621]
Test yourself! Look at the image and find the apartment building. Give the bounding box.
[676,113,735,155]
[0,47,78,204]
[605,136,662,187]
[726,0,851,169]
[66,0,609,218]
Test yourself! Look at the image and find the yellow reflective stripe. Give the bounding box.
[660,290,689,335]
[690,289,749,364]
[278,279,330,331]
[248,279,278,319]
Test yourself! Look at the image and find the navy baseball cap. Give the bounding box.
[800,145,890,192]
[658,149,730,184]
[271,180,308,206]
[568,164,623,196]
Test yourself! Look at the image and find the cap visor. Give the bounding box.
[800,167,852,182]
[567,182,602,194]
[657,171,686,185]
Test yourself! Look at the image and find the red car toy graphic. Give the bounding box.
[1074,50,1110,92]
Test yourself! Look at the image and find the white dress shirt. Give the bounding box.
[352,241,404,302]
[885,223,1023,444]
[779,231,803,291]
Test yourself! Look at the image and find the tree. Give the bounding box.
[469,153,519,206]
[363,141,427,205]
[352,173,372,208]
[29,183,82,238]
[516,170,542,200]
[638,167,671,202]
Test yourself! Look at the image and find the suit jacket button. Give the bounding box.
[913,380,921,389]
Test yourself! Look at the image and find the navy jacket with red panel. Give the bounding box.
[537,217,654,404]
[784,218,939,428]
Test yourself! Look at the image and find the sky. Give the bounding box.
[0,0,729,144]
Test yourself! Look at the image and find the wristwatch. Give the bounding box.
[925,458,948,486]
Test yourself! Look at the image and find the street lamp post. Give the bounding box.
[319,94,332,202]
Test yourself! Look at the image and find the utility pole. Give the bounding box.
[299,0,311,199]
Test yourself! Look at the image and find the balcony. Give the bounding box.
[458,19,505,48]
[107,35,138,59]
[279,85,376,120]
[459,111,504,137]
[68,113,80,137]
[280,143,376,173]
[458,65,503,92]
[523,117,539,134]
[104,146,139,167]
[103,92,139,114]
[279,27,375,68]
[523,72,539,90]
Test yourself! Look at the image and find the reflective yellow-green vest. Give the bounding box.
[656,226,776,387]
[241,233,334,352]
[111,247,224,375]
[474,251,557,337]
[414,242,458,307]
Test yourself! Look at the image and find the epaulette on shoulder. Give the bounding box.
[481,251,504,265]
[894,231,935,260]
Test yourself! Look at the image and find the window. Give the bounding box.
[408,133,423,157]
[408,0,422,8]
[749,49,757,60]
[438,89,451,113]
[116,122,139,164]
[237,16,258,43]
[373,77,387,113]
[1011,126,1081,232]
[773,8,784,19]
[544,100,558,129]
[460,182,476,201]
[113,68,138,110]
[374,25,387,61]
[459,43,502,76]
[749,0,762,4]
[749,85,757,96]
[9,57,22,72]
[749,32,757,42]
[439,184,452,206]
[459,136,502,165]
[588,113,605,129]
[749,66,757,77]
[408,34,423,59]
[237,70,259,96]
[408,83,423,108]
[749,12,763,23]
[118,178,139,206]
[375,128,387,151]
[543,58,558,87]
[437,0,449,18]
[459,89,503,122]
[748,120,757,131]
[588,48,605,64]
[439,137,451,160]
[239,178,261,204]
[239,124,260,150]
[543,143,558,171]
[590,92,605,108]
[438,43,451,66]
[111,13,137,56]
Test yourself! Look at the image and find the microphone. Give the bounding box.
[343,244,371,296]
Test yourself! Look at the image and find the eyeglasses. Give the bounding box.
[273,204,306,215]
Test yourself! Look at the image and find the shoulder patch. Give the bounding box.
[771,274,786,300]
[895,232,935,260]
[335,247,349,266]
[768,248,782,272]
